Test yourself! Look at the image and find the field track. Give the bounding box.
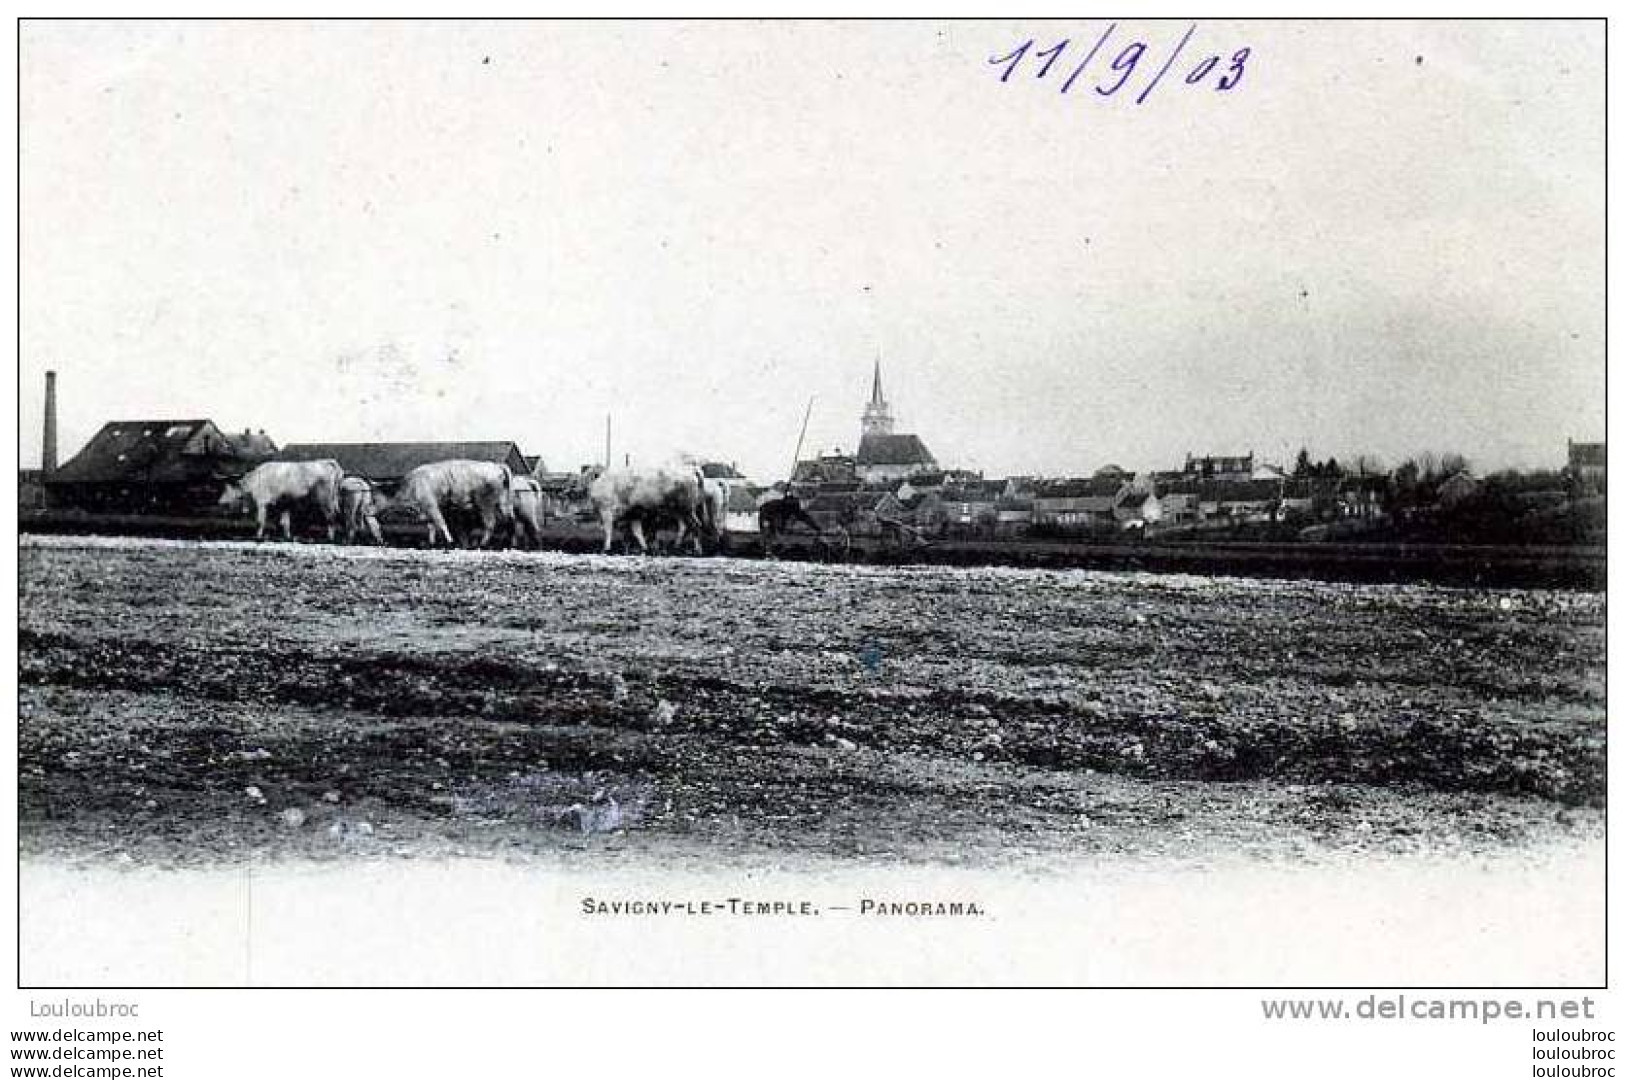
[19,509,1606,589]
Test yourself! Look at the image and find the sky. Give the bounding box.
[19,20,1605,480]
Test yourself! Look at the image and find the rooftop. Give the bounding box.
[855,432,937,467]
[277,441,528,483]
[48,419,245,487]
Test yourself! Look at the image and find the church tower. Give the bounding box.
[861,360,895,438]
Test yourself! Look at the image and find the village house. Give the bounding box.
[1182,452,1255,482]
[1032,477,1125,530]
[1113,489,1163,528]
[1568,440,1605,493]
[1251,462,1288,482]
[1152,479,1204,525]
[1198,478,1284,521]
[723,485,764,534]
[936,480,1005,529]
[894,473,950,504]
[698,461,757,509]
[1277,478,1319,518]
[904,490,946,530]
[1434,470,1480,510]
[1278,477,1357,520]
[1336,474,1388,519]
[804,489,905,537]
[19,468,48,510]
[791,452,859,487]
[994,497,1035,536]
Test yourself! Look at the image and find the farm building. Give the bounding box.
[804,489,904,536]
[936,480,1005,528]
[276,442,529,492]
[1435,470,1480,510]
[1153,480,1204,525]
[994,497,1035,536]
[19,469,48,510]
[1198,479,1283,521]
[44,419,278,513]
[723,485,764,534]
[1032,477,1125,530]
[895,471,947,499]
[1568,440,1605,492]
[1182,453,1255,481]
[792,452,859,487]
[699,461,748,483]
[1113,490,1163,527]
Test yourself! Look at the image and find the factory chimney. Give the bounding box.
[42,370,58,474]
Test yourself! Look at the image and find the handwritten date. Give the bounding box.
[989,23,1251,105]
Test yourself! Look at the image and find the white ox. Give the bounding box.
[588,466,720,555]
[219,460,344,541]
[509,474,546,548]
[386,460,514,548]
[339,475,384,545]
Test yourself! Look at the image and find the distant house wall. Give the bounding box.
[1183,453,1255,481]
[858,461,932,485]
[1157,491,1202,524]
[1435,471,1479,509]
[1114,492,1162,525]
[19,469,49,510]
[1033,478,1125,529]
[994,501,1034,538]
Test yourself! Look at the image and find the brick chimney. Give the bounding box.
[42,370,57,474]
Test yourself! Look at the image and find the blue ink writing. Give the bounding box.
[988,21,1252,105]
[1218,47,1251,91]
[1032,38,1070,79]
[1060,23,1116,95]
[987,39,1033,83]
[1095,41,1147,97]
[1136,22,1195,105]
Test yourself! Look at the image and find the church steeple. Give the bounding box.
[862,359,894,438]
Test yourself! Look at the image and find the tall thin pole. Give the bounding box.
[604,413,612,470]
[788,396,814,483]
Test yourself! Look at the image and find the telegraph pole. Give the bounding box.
[788,396,814,484]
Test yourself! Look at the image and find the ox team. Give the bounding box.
[218,458,733,554]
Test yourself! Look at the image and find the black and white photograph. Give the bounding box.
[12,14,1606,1019]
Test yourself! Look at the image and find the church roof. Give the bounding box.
[855,432,936,467]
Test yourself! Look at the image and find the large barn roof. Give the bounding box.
[277,441,528,483]
[47,419,239,487]
[855,432,936,467]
